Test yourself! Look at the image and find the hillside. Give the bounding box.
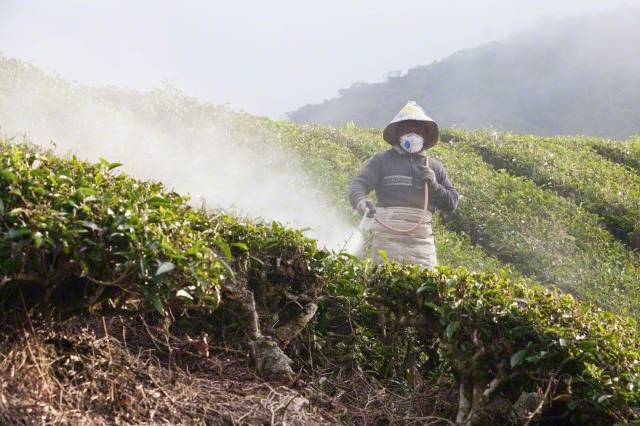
[2,136,640,425]
[289,9,640,139]
[2,58,640,424]
[272,122,640,318]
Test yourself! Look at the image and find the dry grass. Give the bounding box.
[0,312,458,425]
[309,368,457,425]
[0,314,337,425]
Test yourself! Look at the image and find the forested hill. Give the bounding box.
[289,9,640,139]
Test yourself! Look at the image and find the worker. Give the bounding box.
[348,101,459,269]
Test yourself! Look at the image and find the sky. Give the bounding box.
[0,0,636,118]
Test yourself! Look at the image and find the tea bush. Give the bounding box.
[316,260,640,424]
[0,139,229,316]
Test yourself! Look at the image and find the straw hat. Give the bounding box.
[382,101,439,149]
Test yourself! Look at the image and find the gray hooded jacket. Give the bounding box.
[349,147,459,213]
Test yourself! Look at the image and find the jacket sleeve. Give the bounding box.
[348,155,380,210]
[428,162,459,212]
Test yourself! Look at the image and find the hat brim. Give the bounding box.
[383,119,439,148]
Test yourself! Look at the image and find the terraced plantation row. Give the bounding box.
[466,131,640,249]
[438,140,640,317]
[264,123,640,318]
[590,136,640,175]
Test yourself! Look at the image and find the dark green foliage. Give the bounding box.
[314,260,640,423]
[1,140,230,316]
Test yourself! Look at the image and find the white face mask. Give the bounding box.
[399,133,424,153]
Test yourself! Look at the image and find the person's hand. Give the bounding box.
[356,199,376,218]
[417,163,437,185]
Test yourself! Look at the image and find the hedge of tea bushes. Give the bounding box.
[315,260,640,424]
[432,140,640,318]
[466,131,640,249]
[588,136,640,175]
[0,139,232,316]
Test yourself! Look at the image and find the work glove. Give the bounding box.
[356,199,376,218]
[417,163,437,186]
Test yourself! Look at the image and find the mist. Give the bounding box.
[0,58,354,249]
[1,0,634,118]
[289,8,640,139]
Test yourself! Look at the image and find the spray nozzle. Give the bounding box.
[360,200,377,218]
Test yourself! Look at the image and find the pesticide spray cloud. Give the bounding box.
[0,58,354,249]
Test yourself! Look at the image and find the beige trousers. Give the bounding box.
[371,207,437,270]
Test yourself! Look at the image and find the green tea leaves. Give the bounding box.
[510,349,528,368]
[154,261,175,277]
[0,169,17,184]
[446,321,461,340]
